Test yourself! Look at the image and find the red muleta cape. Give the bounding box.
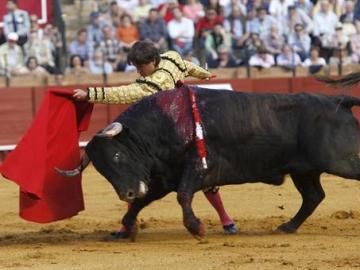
[0,88,93,223]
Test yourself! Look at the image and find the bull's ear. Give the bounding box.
[97,122,123,138]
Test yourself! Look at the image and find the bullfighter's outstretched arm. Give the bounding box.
[87,70,175,104]
[184,60,212,80]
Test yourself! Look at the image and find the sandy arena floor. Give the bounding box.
[1,166,360,269]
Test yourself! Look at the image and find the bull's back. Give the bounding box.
[195,89,360,178]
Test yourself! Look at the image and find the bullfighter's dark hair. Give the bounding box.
[127,41,161,66]
[316,71,360,88]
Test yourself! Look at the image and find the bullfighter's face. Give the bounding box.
[135,60,156,77]
[86,126,149,202]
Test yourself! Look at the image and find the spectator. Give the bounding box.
[320,22,349,61]
[183,0,205,22]
[3,0,30,46]
[350,20,360,63]
[355,0,360,21]
[87,12,106,49]
[159,0,184,23]
[269,0,294,26]
[116,14,140,51]
[183,50,200,65]
[339,0,357,36]
[110,1,124,27]
[288,23,311,61]
[116,0,139,13]
[68,29,93,61]
[95,0,112,27]
[99,25,122,63]
[114,50,137,72]
[313,0,338,38]
[329,47,353,66]
[245,0,267,13]
[206,0,224,17]
[313,0,343,17]
[240,32,264,63]
[207,44,238,68]
[302,46,327,74]
[168,8,195,56]
[133,0,152,22]
[263,23,285,56]
[276,43,302,68]
[25,31,55,74]
[249,47,275,68]
[65,55,90,75]
[224,5,247,49]
[205,23,232,61]
[223,0,246,18]
[247,7,279,39]
[283,5,313,36]
[340,0,355,23]
[150,0,168,8]
[294,0,314,16]
[43,25,63,73]
[29,14,43,39]
[0,32,24,76]
[244,7,257,33]
[18,56,48,76]
[88,50,113,75]
[95,0,110,14]
[196,8,224,39]
[139,8,168,51]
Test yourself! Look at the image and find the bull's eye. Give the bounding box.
[113,152,121,163]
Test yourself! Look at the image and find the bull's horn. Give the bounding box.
[97,122,123,138]
[55,153,90,177]
[138,181,148,198]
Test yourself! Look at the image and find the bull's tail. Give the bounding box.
[316,71,360,88]
[334,95,360,109]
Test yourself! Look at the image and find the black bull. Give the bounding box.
[62,86,360,240]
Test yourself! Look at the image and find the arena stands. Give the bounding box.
[0,0,360,86]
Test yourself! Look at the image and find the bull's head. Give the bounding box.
[57,122,149,202]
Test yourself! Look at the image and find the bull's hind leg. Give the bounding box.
[277,172,324,233]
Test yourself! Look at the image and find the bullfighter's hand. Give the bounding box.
[73,89,88,101]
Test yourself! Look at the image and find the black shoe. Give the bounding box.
[223,223,238,235]
[110,230,130,239]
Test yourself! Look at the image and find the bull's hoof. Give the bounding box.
[276,223,297,234]
[185,218,206,237]
[128,225,138,242]
[110,230,130,239]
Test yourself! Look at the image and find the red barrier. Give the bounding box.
[0,88,33,145]
[1,78,360,158]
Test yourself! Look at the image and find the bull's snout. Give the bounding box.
[116,181,148,202]
[117,189,136,202]
[126,190,136,200]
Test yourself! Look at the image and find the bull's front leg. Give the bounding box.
[121,184,171,241]
[177,164,205,238]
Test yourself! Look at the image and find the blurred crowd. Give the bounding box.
[1,0,360,78]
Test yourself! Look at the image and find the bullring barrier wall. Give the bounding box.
[0,76,359,162]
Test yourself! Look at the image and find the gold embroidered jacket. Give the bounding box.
[87,51,212,104]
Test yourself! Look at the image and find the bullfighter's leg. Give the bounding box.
[203,188,238,234]
[177,164,205,237]
[277,173,324,233]
[112,185,171,241]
